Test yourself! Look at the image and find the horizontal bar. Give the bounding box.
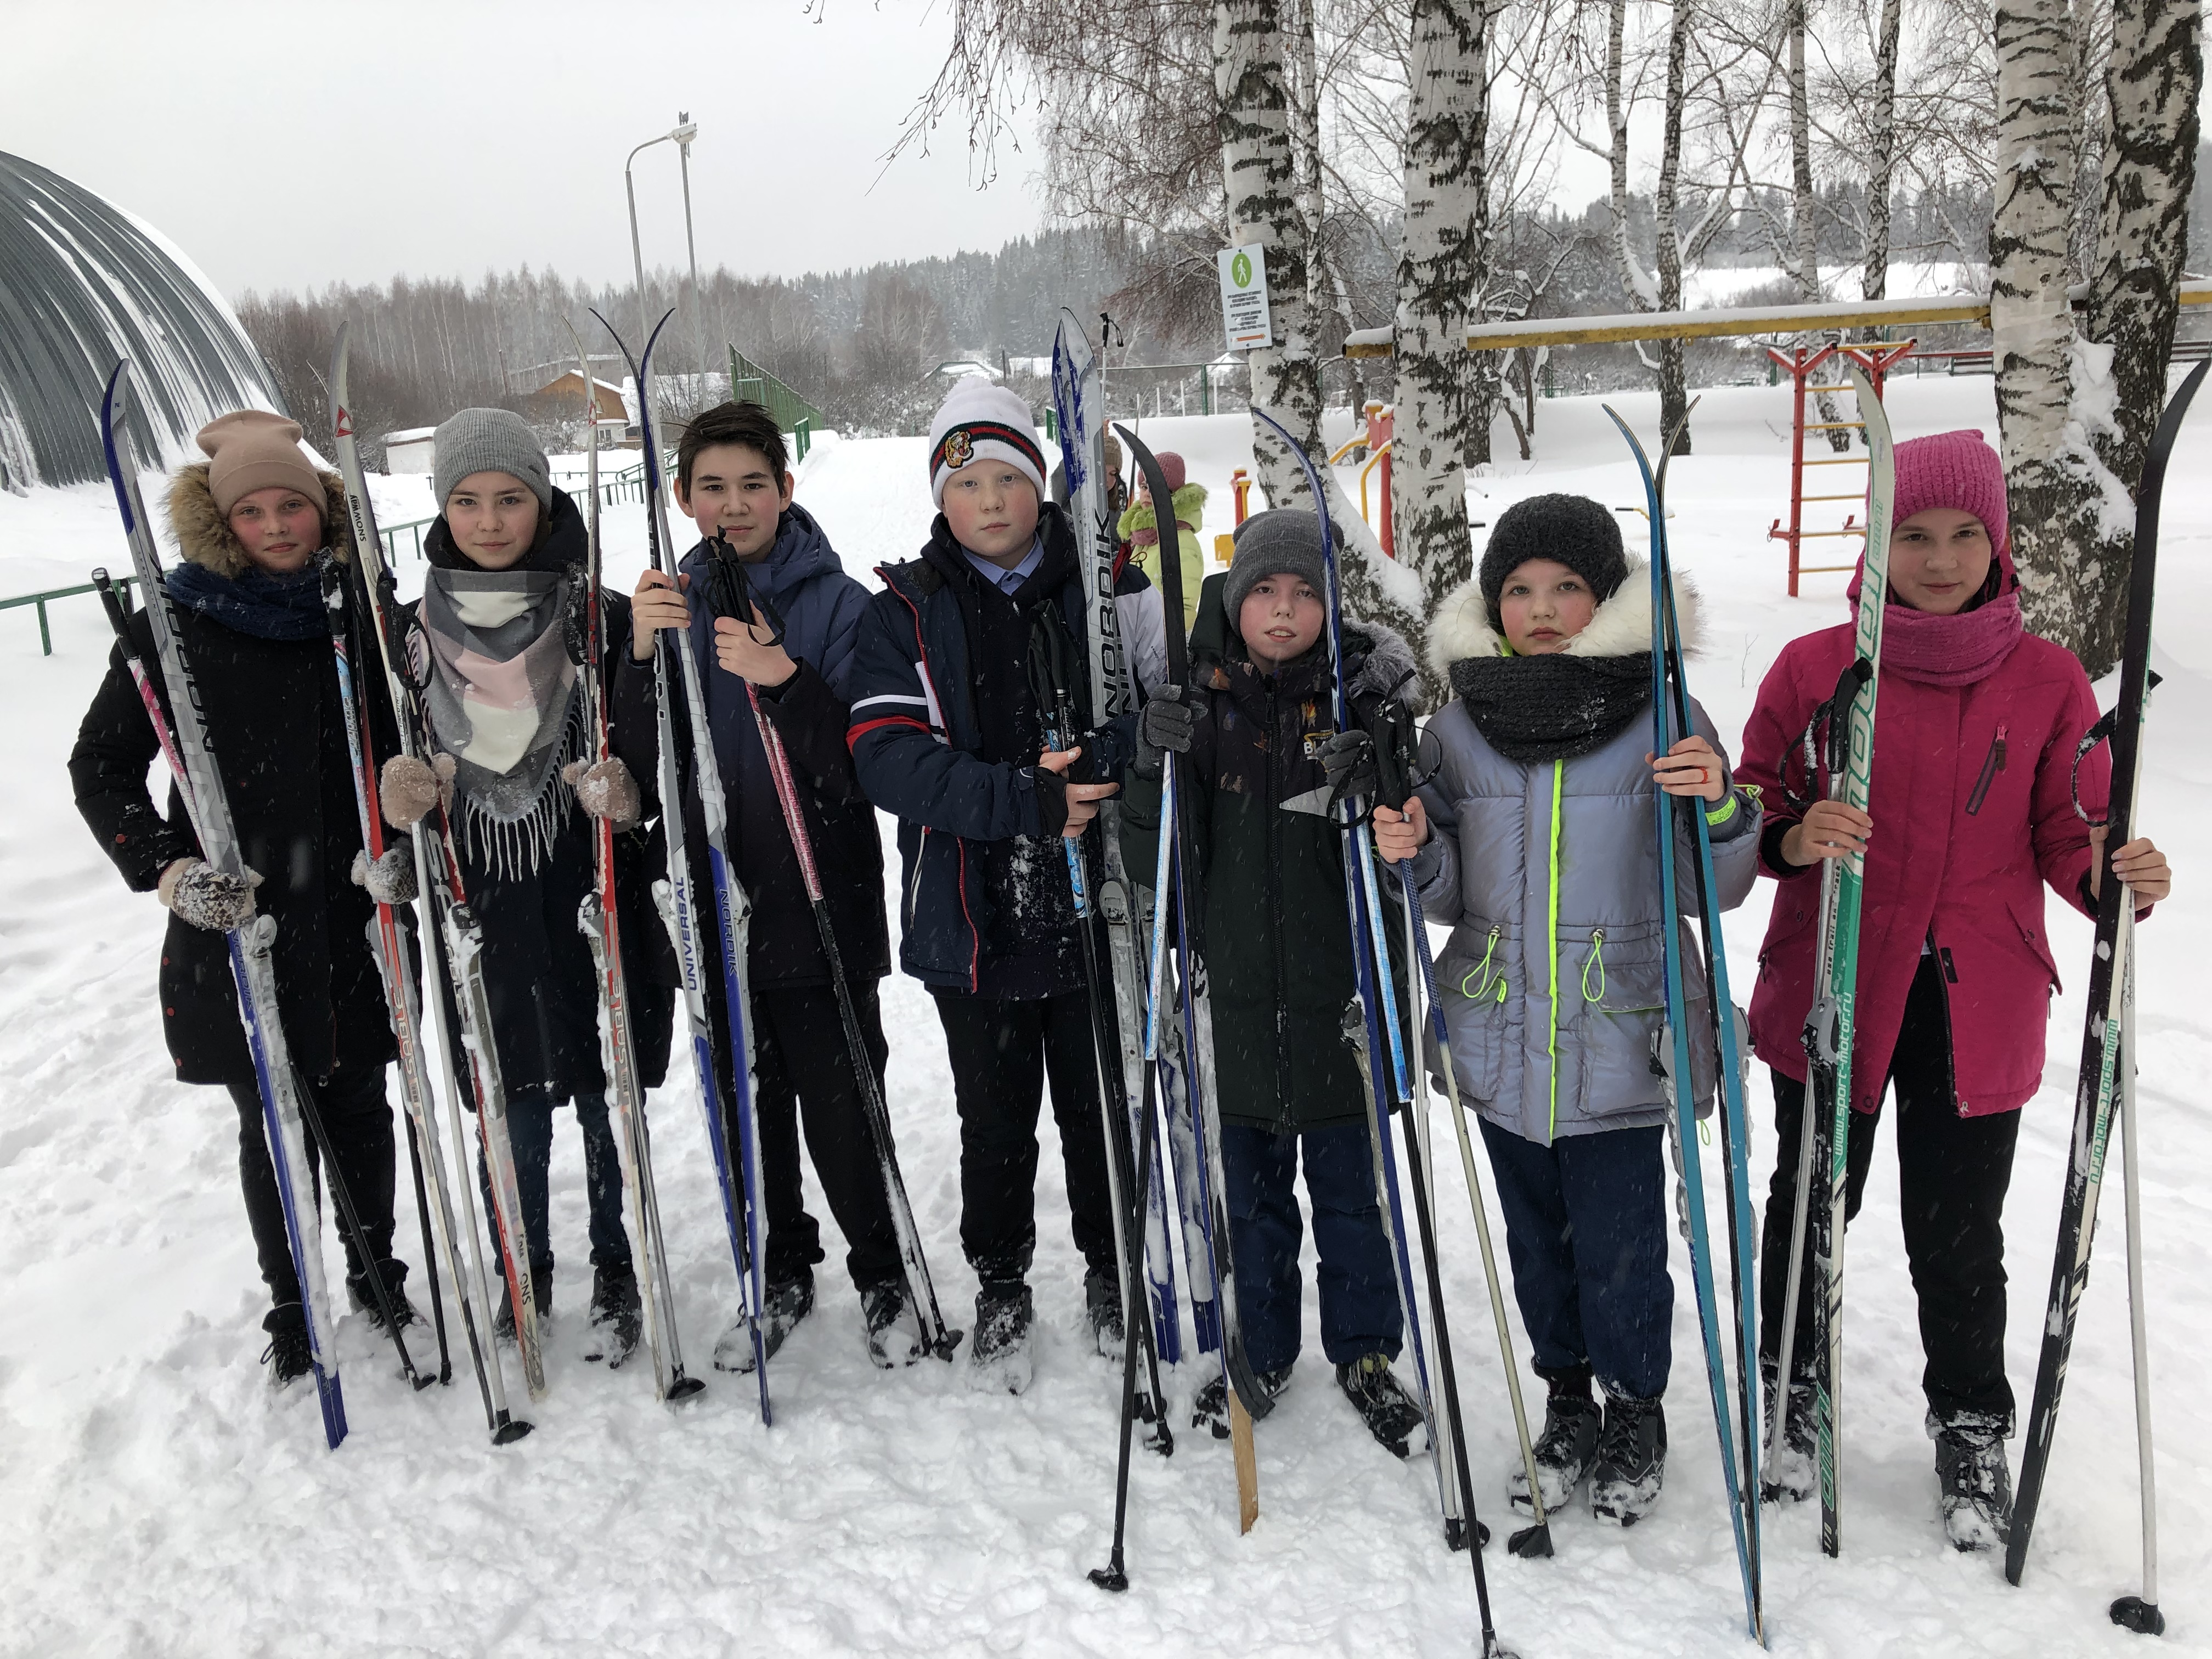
[1804,422,1866,431]
[1797,528,1869,538]
[1802,492,1868,501]
[0,574,137,611]
[1803,458,1870,466]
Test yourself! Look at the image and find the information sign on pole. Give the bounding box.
[1217,245,1273,351]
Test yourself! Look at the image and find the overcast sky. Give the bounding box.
[2,0,1045,300]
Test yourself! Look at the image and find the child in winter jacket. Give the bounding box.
[623,399,927,1373]
[70,411,417,1389]
[1122,507,1432,1458]
[1738,430,2172,1550]
[847,378,1141,1393]
[380,409,672,1367]
[1116,449,1207,633]
[1389,493,1759,1526]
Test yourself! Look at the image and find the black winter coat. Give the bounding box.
[611,506,889,992]
[71,598,398,1088]
[412,495,675,1100]
[1120,574,1417,1134]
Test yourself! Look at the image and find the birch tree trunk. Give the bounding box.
[1990,0,2088,641]
[1604,0,1657,311]
[1862,0,1903,300]
[1393,0,1488,613]
[1790,0,1851,449]
[1285,0,1369,410]
[1218,0,1420,645]
[2072,0,2202,668]
[1655,0,1694,453]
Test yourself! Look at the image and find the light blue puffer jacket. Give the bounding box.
[1407,563,1760,1146]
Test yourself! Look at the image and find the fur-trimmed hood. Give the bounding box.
[1425,555,1701,680]
[1341,615,1420,707]
[166,462,354,579]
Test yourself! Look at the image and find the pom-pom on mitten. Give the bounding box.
[563,757,641,830]
[381,752,455,829]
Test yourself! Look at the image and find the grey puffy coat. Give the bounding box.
[1407,563,1760,1146]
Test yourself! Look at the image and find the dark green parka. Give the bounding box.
[1121,573,1418,1135]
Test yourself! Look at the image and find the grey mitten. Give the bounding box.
[381,752,455,829]
[1138,686,1201,757]
[1319,728,1378,806]
[351,842,417,906]
[159,857,261,932]
[563,757,642,830]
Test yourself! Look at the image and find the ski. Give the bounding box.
[1605,401,1763,1640]
[599,308,773,1424]
[331,326,548,1405]
[1052,313,1186,1373]
[562,326,705,1405]
[697,535,962,1364]
[98,362,348,1449]
[1243,411,1513,1658]
[2007,357,2208,1590]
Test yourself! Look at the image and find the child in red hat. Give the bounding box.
[1737,429,2173,1550]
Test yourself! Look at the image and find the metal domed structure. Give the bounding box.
[0,150,283,494]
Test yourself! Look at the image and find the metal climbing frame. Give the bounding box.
[1765,340,1915,596]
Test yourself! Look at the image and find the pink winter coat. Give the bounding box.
[1737,625,2107,1119]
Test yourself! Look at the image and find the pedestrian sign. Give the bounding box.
[1218,245,1273,351]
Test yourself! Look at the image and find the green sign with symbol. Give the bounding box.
[1217,244,1273,351]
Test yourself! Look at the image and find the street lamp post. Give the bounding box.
[624,114,702,428]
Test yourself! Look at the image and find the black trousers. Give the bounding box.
[228,1061,399,1310]
[750,981,904,1291]
[1758,952,2023,1425]
[932,988,1116,1286]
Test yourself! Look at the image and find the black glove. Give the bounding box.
[1319,727,1378,807]
[1139,686,1201,759]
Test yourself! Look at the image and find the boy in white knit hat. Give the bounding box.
[845,377,1149,1392]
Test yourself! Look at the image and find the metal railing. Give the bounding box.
[3,574,138,656]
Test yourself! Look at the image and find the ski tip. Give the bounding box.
[1087,1564,1131,1595]
[1507,1521,1554,1559]
[2110,1596,2165,1637]
[491,1417,535,1446]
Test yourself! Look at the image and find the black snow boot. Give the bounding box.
[1513,1370,1602,1517]
[345,1258,419,1336]
[861,1279,925,1369]
[492,1271,555,1346]
[1761,1365,1819,1504]
[967,1281,1035,1395]
[716,1272,814,1374]
[1084,1265,1125,1359]
[583,1263,642,1368]
[1932,1411,2013,1552]
[1193,1364,1293,1437]
[1336,1352,1428,1459]
[1590,1389,1668,1525]
[261,1302,313,1391]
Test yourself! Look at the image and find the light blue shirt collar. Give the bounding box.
[962,535,1045,597]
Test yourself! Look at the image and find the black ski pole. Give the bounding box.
[400,1107,452,1384]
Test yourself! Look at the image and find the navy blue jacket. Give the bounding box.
[613,501,888,990]
[848,504,1142,993]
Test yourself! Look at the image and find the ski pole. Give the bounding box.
[2111,939,2163,1636]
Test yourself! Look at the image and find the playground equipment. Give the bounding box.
[1766,341,1914,596]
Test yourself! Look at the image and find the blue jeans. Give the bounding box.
[1481,1119,1671,1401]
[1222,1121,1403,1375]
[479,1088,631,1281]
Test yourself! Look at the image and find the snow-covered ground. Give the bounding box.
[2,378,2206,1657]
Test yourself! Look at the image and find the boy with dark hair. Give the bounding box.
[622,399,928,1372]
[846,377,1143,1393]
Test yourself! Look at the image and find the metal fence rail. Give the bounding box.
[2,574,138,655]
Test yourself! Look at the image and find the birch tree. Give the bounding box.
[1391,0,1488,606]
[1861,0,1903,299]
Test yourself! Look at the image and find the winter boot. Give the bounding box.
[1761,1367,1819,1504]
[1084,1265,1125,1360]
[492,1271,555,1346]
[1193,1364,1293,1437]
[1932,1411,2013,1552]
[966,1281,1035,1396]
[861,1279,926,1369]
[1512,1372,1602,1517]
[1589,1389,1668,1525]
[346,1258,420,1335]
[715,1272,814,1374]
[261,1302,313,1391]
[582,1263,642,1368]
[1336,1352,1429,1460]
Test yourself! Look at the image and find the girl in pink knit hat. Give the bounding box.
[1736,428,2172,1551]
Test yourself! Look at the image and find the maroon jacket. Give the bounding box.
[1737,622,2108,1119]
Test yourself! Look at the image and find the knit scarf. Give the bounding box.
[1448,648,1652,764]
[1849,569,2025,687]
[165,561,329,641]
[416,567,580,878]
